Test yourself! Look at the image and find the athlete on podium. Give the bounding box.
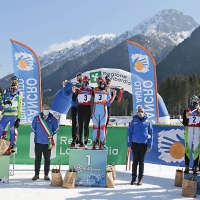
[92,76,116,150]
[72,76,93,149]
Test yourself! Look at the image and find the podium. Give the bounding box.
[69,149,107,187]
[0,153,15,180]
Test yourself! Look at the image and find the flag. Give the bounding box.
[127,40,159,123]
[10,39,42,124]
[50,82,73,114]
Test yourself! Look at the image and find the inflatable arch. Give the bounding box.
[50,68,170,124]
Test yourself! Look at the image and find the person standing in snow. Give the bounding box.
[182,95,200,175]
[127,106,153,185]
[31,104,59,181]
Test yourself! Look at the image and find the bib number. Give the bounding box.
[78,94,91,103]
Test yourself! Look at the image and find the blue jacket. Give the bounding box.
[31,113,59,144]
[127,115,153,149]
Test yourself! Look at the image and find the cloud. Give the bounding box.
[42,35,96,55]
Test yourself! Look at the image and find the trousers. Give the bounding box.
[131,142,147,179]
[34,143,51,176]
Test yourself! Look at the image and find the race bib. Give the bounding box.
[188,115,200,125]
[78,94,92,103]
[94,93,107,103]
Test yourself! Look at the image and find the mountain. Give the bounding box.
[40,33,190,97]
[157,25,200,83]
[40,9,197,77]
[40,34,119,78]
[0,9,198,91]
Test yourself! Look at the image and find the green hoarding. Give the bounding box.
[13,125,128,165]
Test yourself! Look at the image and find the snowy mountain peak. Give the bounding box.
[122,9,198,45]
[42,34,117,55]
[40,34,117,67]
[40,9,199,68]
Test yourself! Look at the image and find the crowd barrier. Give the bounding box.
[9,124,187,167]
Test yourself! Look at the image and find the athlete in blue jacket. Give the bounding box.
[31,104,59,181]
[62,72,83,147]
[127,106,153,186]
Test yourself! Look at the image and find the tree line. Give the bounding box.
[158,73,200,117]
[2,72,199,118]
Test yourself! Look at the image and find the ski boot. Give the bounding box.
[92,141,96,150]
[10,145,16,153]
[184,166,189,174]
[99,142,103,150]
[193,166,198,175]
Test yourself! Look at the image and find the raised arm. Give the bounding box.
[107,89,116,104]
[116,88,124,102]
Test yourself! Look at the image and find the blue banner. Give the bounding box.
[127,40,159,123]
[146,125,186,166]
[10,39,42,124]
[129,125,187,167]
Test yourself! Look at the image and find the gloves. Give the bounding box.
[14,118,20,128]
[4,100,12,105]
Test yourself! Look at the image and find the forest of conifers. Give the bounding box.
[158,73,200,116]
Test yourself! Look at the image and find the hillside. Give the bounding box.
[157,25,200,83]
[41,34,175,96]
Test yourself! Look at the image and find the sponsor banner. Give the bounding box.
[70,68,132,92]
[145,125,186,166]
[10,39,42,124]
[11,125,187,167]
[14,126,127,165]
[127,40,159,123]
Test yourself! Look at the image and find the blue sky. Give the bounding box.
[1,0,200,78]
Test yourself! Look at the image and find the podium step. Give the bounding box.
[69,149,107,187]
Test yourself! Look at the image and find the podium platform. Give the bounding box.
[69,149,107,187]
[184,173,200,195]
[0,153,15,180]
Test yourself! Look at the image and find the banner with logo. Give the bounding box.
[146,125,185,166]
[10,124,188,167]
[127,40,159,123]
[13,125,127,165]
[70,68,168,123]
[10,39,42,124]
[70,68,132,92]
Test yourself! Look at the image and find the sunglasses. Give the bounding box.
[10,81,18,86]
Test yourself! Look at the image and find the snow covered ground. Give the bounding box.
[0,163,197,200]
